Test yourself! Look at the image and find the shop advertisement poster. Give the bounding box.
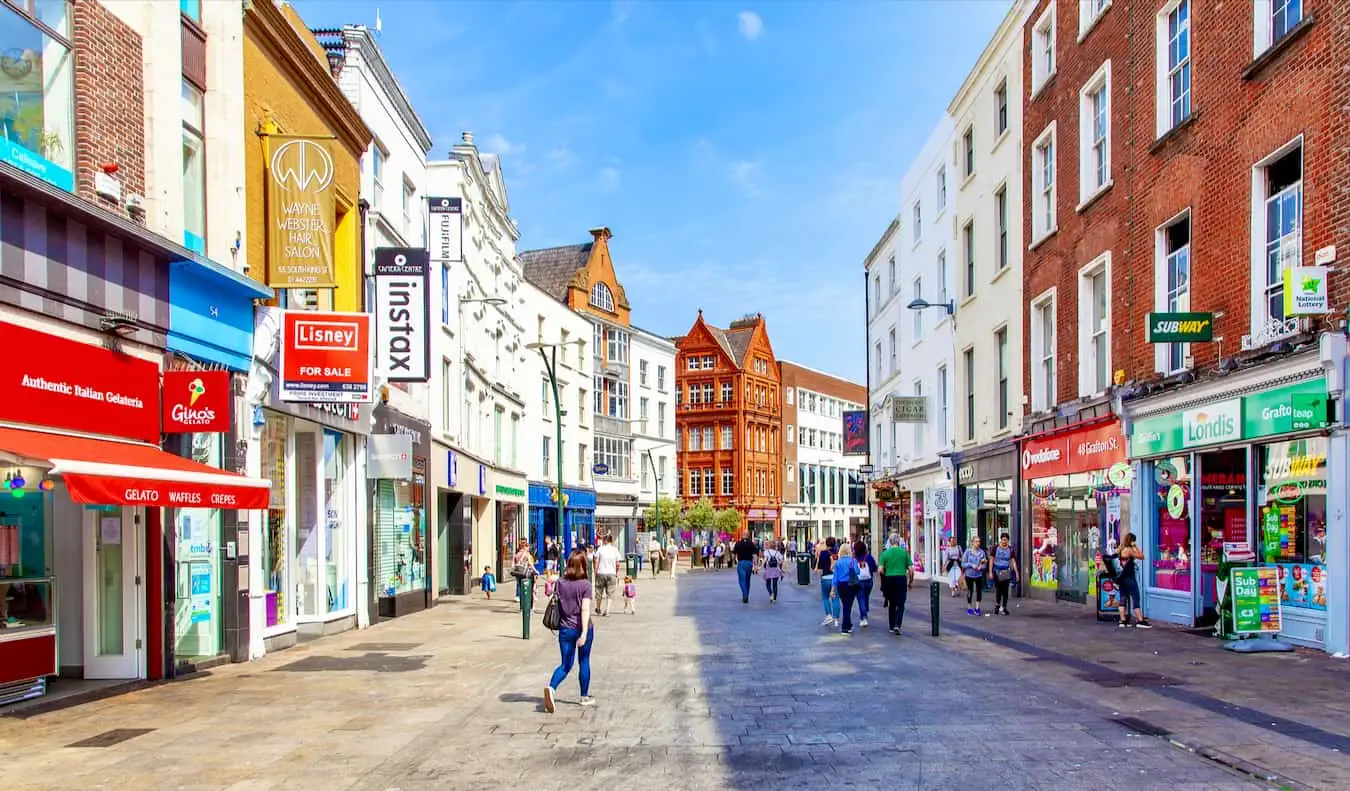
[278,310,373,403]
[162,370,231,433]
[266,137,336,288]
[429,197,463,263]
[1231,566,1282,634]
[1278,563,1327,610]
[373,248,431,383]
[189,562,212,624]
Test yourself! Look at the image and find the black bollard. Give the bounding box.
[930,580,940,636]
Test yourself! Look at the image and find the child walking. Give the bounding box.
[480,566,497,600]
[622,575,637,614]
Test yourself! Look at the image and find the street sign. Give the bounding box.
[1146,311,1214,343]
[1231,566,1282,634]
[592,462,610,476]
[859,464,875,475]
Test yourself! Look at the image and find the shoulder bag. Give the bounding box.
[541,586,562,631]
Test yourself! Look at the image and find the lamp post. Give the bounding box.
[526,339,585,557]
[906,297,955,638]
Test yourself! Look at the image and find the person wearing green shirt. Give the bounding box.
[877,534,914,635]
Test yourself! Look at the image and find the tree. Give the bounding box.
[713,508,742,539]
[642,496,682,538]
[684,498,716,535]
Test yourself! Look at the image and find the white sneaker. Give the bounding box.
[579,696,596,707]
[821,616,834,626]
[860,618,869,628]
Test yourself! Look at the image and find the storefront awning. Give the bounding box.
[0,427,269,510]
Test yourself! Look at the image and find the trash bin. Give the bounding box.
[796,554,812,586]
[625,554,638,578]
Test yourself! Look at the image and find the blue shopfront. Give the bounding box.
[165,256,271,670]
[527,484,597,563]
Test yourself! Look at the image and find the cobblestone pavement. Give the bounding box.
[2,567,1333,790]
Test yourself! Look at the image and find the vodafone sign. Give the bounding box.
[1021,421,1126,480]
[278,310,373,403]
[0,320,160,443]
[162,370,231,433]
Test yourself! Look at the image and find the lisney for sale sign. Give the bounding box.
[373,248,431,383]
[278,310,373,403]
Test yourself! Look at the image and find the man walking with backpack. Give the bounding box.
[732,531,760,604]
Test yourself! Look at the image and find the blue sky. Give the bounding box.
[295,0,1011,382]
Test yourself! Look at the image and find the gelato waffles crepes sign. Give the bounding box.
[162,370,231,433]
[267,137,336,288]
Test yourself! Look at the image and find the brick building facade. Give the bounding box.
[674,312,783,537]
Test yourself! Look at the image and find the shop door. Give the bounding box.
[83,507,143,679]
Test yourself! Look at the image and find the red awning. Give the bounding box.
[0,426,270,510]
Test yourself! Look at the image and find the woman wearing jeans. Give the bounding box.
[962,536,989,616]
[990,534,1018,615]
[831,543,862,635]
[817,537,839,626]
[853,540,877,628]
[544,549,597,712]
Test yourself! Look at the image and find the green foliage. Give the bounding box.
[684,498,716,532]
[713,508,742,536]
[642,496,682,529]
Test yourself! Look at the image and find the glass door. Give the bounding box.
[1196,448,1247,626]
[83,506,142,679]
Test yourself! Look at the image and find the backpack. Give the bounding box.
[767,553,779,569]
[846,559,860,586]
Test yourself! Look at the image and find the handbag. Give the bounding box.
[996,569,1012,582]
[510,563,534,580]
[541,589,562,630]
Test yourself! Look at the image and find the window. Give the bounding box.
[936,167,947,211]
[1032,125,1057,240]
[1157,211,1191,373]
[181,0,201,20]
[913,380,925,458]
[963,348,975,442]
[181,81,206,254]
[1079,61,1112,202]
[594,436,631,478]
[995,327,1009,429]
[701,383,714,404]
[640,453,649,490]
[542,436,552,479]
[442,359,453,430]
[1080,0,1110,37]
[510,413,519,468]
[657,365,667,391]
[594,375,604,412]
[872,274,881,312]
[659,456,667,487]
[962,221,975,298]
[1032,2,1057,93]
[785,424,793,445]
[995,79,1008,136]
[701,355,715,370]
[441,266,450,324]
[798,426,806,445]
[873,342,883,381]
[541,379,551,414]
[639,359,649,386]
[687,427,699,451]
[962,127,974,178]
[912,278,923,338]
[888,254,897,294]
[371,146,385,207]
[1079,256,1110,395]
[605,328,629,363]
[721,425,733,449]
[1031,292,1057,411]
[721,467,734,496]
[786,388,794,405]
[808,428,817,449]
[494,407,504,464]
[888,327,897,374]
[1254,142,1302,331]
[578,389,587,427]
[1255,0,1303,54]
[912,202,922,242]
[402,180,416,241]
[721,382,733,403]
[639,396,649,423]
[937,251,948,306]
[703,469,714,497]
[1157,0,1192,136]
[589,282,615,312]
[657,402,666,436]
[689,466,702,496]
[0,1,74,191]
[995,187,1009,271]
[937,365,949,448]
[607,379,628,419]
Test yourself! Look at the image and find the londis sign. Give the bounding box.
[1145,311,1214,343]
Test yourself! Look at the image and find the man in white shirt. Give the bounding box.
[647,535,663,578]
[592,534,623,616]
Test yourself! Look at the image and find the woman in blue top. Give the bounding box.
[962,536,989,616]
[990,533,1019,615]
[831,542,862,635]
[853,539,878,629]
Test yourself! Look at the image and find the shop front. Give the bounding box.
[369,405,431,620]
[1127,369,1333,646]
[526,484,597,563]
[431,446,474,596]
[486,468,528,581]
[595,495,633,547]
[0,319,268,705]
[1020,419,1129,607]
[747,508,778,540]
[892,464,947,578]
[954,441,1021,574]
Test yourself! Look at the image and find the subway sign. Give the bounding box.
[1146,311,1214,343]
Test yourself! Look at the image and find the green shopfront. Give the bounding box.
[1126,367,1332,648]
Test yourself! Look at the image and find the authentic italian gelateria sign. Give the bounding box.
[267,137,337,288]
[1145,311,1214,343]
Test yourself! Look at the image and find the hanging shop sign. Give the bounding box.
[0,320,160,443]
[1020,422,1126,480]
[429,197,463,264]
[277,310,373,403]
[367,433,414,480]
[1145,312,1214,343]
[1129,378,1330,457]
[266,136,336,288]
[1231,566,1282,634]
[161,370,231,433]
[890,396,927,423]
[842,410,868,455]
[373,248,431,383]
[1282,266,1330,316]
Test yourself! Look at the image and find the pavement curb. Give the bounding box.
[1165,737,1313,791]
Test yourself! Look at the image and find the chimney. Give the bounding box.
[589,227,612,242]
[461,131,474,145]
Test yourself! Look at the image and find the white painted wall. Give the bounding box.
[631,327,677,508]
[520,278,593,488]
[783,371,867,535]
[949,1,1031,451]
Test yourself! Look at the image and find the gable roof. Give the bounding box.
[518,243,593,302]
[724,327,754,365]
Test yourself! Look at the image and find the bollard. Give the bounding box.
[930,580,940,637]
[520,577,532,640]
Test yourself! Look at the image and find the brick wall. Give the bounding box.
[1022,0,1348,412]
[72,0,145,217]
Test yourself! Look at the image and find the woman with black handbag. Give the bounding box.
[990,533,1018,615]
[544,549,596,712]
[510,539,537,609]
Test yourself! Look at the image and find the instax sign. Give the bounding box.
[373,248,431,382]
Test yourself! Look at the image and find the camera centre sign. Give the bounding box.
[373,248,431,382]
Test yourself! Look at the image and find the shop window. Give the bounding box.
[182,80,206,254]
[261,414,289,628]
[0,0,75,191]
[174,432,223,659]
[1258,437,1328,611]
[1150,455,1193,593]
[1029,471,1130,602]
[0,465,54,635]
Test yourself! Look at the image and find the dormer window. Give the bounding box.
[589,282,615,312]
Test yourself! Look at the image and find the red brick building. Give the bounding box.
[674,312,783,537]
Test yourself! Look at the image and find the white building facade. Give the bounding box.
[781,363,868,545]
[631,326,678,541]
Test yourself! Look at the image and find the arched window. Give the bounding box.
[589,282,615,312]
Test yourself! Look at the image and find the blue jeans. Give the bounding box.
[820,576,840,618]
[737,560,753,600]
[858,578,874,620]
[549,625,594,697]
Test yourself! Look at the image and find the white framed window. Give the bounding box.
[912,379,925,459]
[937,365,949,448]
[605,328,629,363]
[1031,2,1057,95]
[542,435,552,479]
[962,127,975,178]
[1078,60,1112,204]
[1254,0,1303,56]
[995,327,1009,430]
[589,282,615,312]
[912,277,924,339]
[657,402,666,436]
[181,81,206,254]
[936,251,948,307]
[639,359,649,386]
[1156,0,1192,137]
[888,253,897,294]
[370,144,385,207]
[872,274,882,314]
[962,222,975,298]
[785,424,793,445]
[936,167,947,212]
[963,347,976,442]
[995,79,1008,136]
[873,341,883,381]
[785,388,794,405]
[656,365,666,391]
[995,186,1009,271]
[912,201,922,243]
[1031,124,1057,242]
[888,326,897,374]
[1079,0,1111,39]
[702,426,714,450]
[1249,138,1303,339]
[721,467,734,496]
[1030,290,1057,411]
[721,381,732,403]
[1077,254,1111,396]
[1154,209,1192,374]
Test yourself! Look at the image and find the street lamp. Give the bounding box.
[905,297,955,315]
[526,339,585,561]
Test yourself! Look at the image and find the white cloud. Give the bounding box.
[728,160,763,197]
[599,166,622,189]
[737,11,764,41]
[485,133,524,156]
[547,148,578,169]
